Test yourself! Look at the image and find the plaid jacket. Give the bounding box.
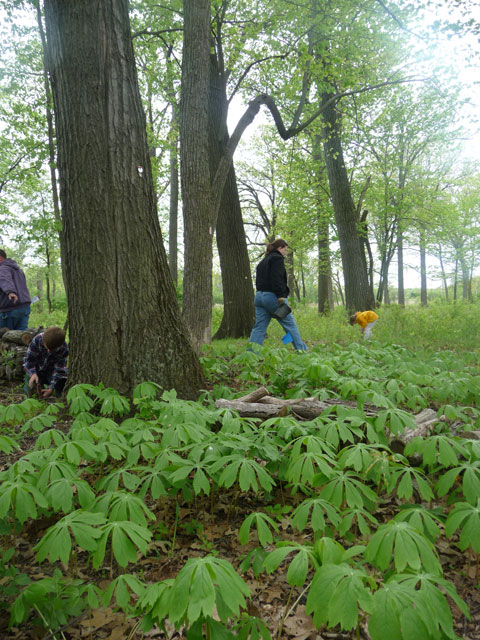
[23,333,68,389]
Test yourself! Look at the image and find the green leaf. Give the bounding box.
[306,563,373,631]
[445,499,480,552]
[369,581,425,640]
[168,556,249,626]
[35,510,105,564]
[365,521,441,574]
[238,513,278,547]
[92,520,151,569]
[291,497,340,534]
[0,480,49,524]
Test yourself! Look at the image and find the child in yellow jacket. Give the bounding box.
[349,310,379,339]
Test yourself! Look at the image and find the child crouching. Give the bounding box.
[349,310,379,339]
[24,326,68,398]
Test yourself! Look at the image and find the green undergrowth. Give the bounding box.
[1,341,480,639]
[212,300,480,354]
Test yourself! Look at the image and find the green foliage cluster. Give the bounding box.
[0,339,479,638]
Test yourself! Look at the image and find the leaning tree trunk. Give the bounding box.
[321,95,374,313]
[208,55,255,340]
[214,163,256,338]
[44,0,205,397]
[180,0,214,350]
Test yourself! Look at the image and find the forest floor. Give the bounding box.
[1,375,480,640]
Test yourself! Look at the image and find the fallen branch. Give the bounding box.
[237,386,270,403]
[215,388,443,449]
[390,409,441,454]
[2,329,38,345]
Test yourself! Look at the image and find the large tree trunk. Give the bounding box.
[321,96,375,313]
[44,0,205,397]
[168,111,179,285]
[313,134,333,314]
[166,49,179,285]
[36,0,68,304]
[180,0,214,350]
[208,55,255,340]
[214,163,256,338]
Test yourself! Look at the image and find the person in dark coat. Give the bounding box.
[24,326,68,398]
[0,249,31,330]
[248,239,307,351]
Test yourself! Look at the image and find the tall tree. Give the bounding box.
[179,0,213,350]
[208,38,255,340]
[320,94,375,312]
[43,0,205,397]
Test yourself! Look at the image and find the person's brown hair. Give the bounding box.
[43,326,66,350]
[265,238,288,255]
[349,313,358,325]
[0,249,7,259]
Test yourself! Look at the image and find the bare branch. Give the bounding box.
[227,53,289,105]
[374,0,428,41]
[131,27,183,39]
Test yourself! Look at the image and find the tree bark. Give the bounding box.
[168,110,179,285]
[419,226,427,306]
[44,0,205,397]
[397,227,405,307]
[459,255,472,301]
[438,243,449,302]
[313,134,333,314]
[207,54,255,340]
[321,95,375,313]
[384,279,390,305]
[35,2,63,244]
[214,163,256,338]
[180,0,214,350]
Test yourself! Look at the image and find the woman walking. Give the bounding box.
[249,239,307,351]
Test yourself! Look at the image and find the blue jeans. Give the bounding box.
[0,305,30,330]
[249,292,307,351]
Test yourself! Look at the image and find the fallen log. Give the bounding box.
[389,409,442,454]
[237,386,270,403]
[215,399,287,419]
[214,397,361,420]
[2,329,36,345]
[215,391,443,451]
[0,343,28,380]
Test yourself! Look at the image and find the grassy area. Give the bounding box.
[212,301,480,358]
[29,299,480,357]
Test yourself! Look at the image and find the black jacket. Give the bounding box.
[255,250,289,298]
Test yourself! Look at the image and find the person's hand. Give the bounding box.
[8,292,18,304]
[40,388,53,398]
[29,373,39,388]
[277,297,285,304]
